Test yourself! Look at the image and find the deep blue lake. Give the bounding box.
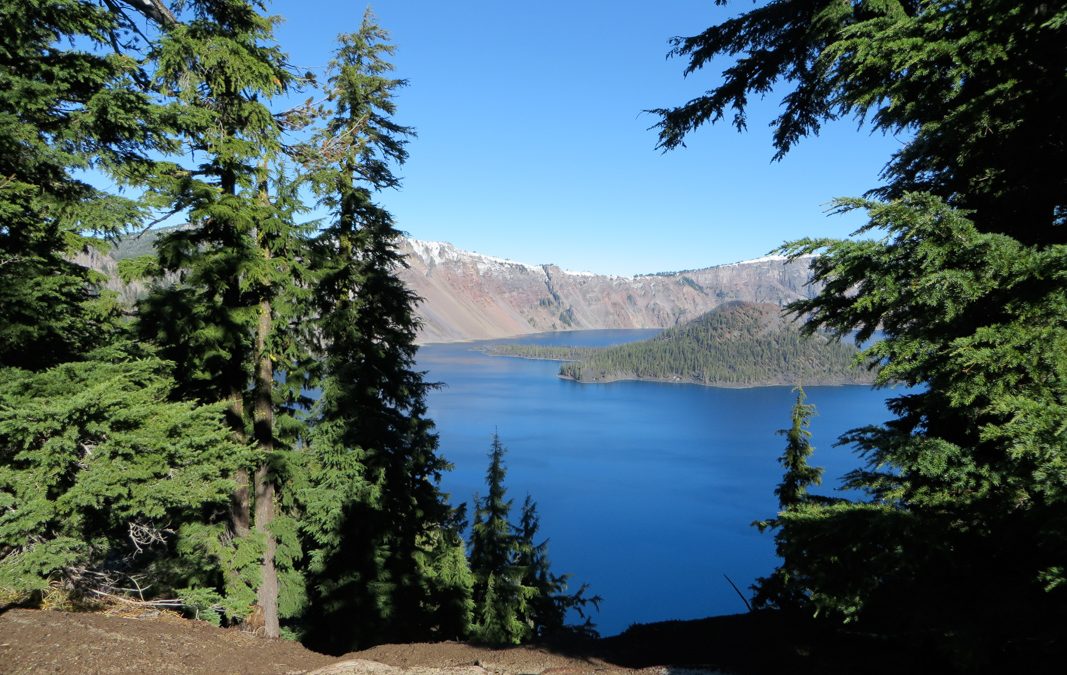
[417,329,899,637]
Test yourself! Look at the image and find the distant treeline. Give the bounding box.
[488,302,875,387]
[482,345,594,362]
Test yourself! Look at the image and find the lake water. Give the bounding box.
[417,329,898,637]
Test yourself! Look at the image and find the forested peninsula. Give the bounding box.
[487,302,874,387]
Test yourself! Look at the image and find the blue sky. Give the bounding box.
[274,1,903,276]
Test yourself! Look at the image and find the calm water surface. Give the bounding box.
[417,329,897,636]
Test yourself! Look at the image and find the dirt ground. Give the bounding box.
[0,608,727,675]
[7,604,975,674]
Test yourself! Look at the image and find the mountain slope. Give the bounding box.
[107,231,819,343]
[396,239,817,343]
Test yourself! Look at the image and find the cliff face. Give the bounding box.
[395,239,818,343]
[99,231,817,344]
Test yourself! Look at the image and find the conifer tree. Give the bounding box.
[773,388,822,511]
[0,0,166,369]
[0,347,246,611]
[297,11,471,651]
[656,1,1067,665]
[468,433,532,645]
[753,387,824,610]
[0,0,265,622]
[468,433,597,645]
[469,434,514,595]
[515,496,599,639]
[139,0,301,637]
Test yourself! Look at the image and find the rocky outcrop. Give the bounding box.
[396,239,817,344]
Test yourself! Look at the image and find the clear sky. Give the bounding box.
[273,1,904,276]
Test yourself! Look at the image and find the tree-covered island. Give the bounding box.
[485,301,874,387]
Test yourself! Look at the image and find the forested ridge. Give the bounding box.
[489,302,872,387]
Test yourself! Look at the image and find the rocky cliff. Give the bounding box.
[395,239,817,343]
[102,231,817,344]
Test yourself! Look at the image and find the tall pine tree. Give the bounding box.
[468,433,534,645]
[0,0,272,625]
[753,387,825,611]
[468,433,597,645]
[297,11,472,652]
[140,0,301,637]
[0,0,167,369]
[656,1,1067,666]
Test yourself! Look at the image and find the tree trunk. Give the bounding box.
[252,163,280,636]
[221,166,251,538]
[253,295,280,637]
[229,394,250,537]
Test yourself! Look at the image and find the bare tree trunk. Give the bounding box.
[217,165,251,539]
[229,397,251,537]
[253,296,280,637]
[252,164,280,636]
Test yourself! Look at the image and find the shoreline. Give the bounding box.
[557,372,876,389]
[415,326,669,347]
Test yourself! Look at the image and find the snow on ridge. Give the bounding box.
[712,253,816,269]
[403,236,803,278]
[559,268,633,280]
[405,237,633,279]
[405,238,541,274]
[716,254,788,267]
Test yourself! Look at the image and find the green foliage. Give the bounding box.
[1,0,578,655]
[659,2,1067,666]
[139,0,300,409]
[467,434,597,645]
[773,388,823,510]
[753,387,827,610]
[117,255,161,283]
[175,521,262,621]
[0,351,246,604]
[484,345,593,362]
[469,435,517,616]
[297,11,471,653]
[495,302,872,386]
[474,572,536,646]
[136,0,316,637]
[731,194,1067,667]
[0,0,161,369]
[415,527,476,639]
[176,586,226,625]
[653,0,1067,245]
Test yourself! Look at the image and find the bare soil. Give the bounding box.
[0,608,728,675]
[0,605,961,674]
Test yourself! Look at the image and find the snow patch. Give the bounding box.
[713,253,815,269]
[405,238,542,275]
[405,238,633,279]
[716,254,789,267]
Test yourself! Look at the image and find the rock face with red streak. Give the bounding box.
[396,239,818,344]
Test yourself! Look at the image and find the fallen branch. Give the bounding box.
[89,589,183,608]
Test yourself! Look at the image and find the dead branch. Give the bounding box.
[115,0,178,27]
[128,521,174,554]
[89,589,184,608]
